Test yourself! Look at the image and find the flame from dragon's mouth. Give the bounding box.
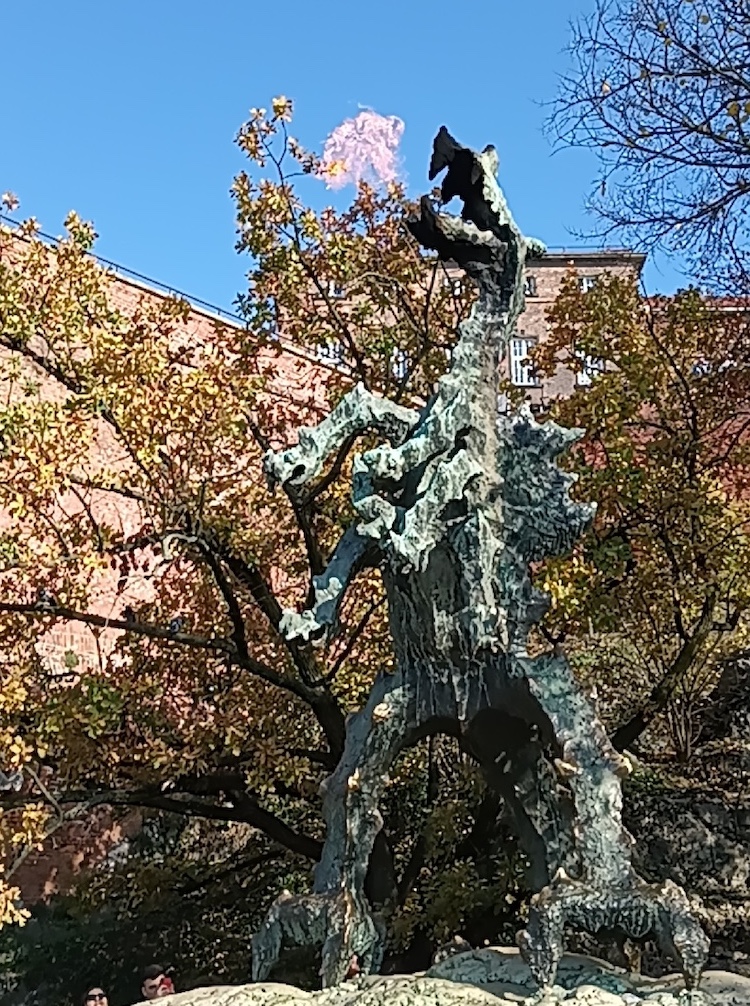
[319,109,405,190]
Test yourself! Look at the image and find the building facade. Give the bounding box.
[503,249,645,408]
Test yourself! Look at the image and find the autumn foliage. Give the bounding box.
[535,274,750,758]
[0,99,481,963]
[3,98,750,993]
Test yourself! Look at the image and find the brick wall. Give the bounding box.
[14,806,142,903]
[0,252,330,684]
[2,253,330,904]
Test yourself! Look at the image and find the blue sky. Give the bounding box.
[4,0,682,311]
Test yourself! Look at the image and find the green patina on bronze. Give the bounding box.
[251,128,710,998]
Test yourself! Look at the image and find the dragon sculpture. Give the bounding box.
[251,128,710,999]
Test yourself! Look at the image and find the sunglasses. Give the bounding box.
[87,995,106,1002]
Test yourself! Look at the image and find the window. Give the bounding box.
[317,340,346,366]
[443,275,463,296]
[390,348,409,381]
[579,275,598,293]
[524,275,538,298]
[692,356,735,377]
[510,336,538,387]
[575,351,605,386]
[326,280,345,299]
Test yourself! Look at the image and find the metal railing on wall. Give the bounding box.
[0,213,246,326]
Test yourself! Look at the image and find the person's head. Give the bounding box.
[140,965,174,1000]
[83,987,108,1006]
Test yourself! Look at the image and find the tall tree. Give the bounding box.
[534,271,750,758]
[552,0,750,288]
[0,100,481,944]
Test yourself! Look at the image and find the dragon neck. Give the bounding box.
[449,242,527,423]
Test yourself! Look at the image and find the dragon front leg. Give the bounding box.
[279,526,375,645]
[263,383,419,491]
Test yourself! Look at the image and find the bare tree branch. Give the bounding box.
[550,0,750,289]
[0,784,323,862]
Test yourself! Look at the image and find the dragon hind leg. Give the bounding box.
[252,671,411,987]
[514,651,708,994]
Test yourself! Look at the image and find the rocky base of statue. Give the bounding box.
[151,949,750,1006]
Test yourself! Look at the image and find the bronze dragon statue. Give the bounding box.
[251,128,710,999]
